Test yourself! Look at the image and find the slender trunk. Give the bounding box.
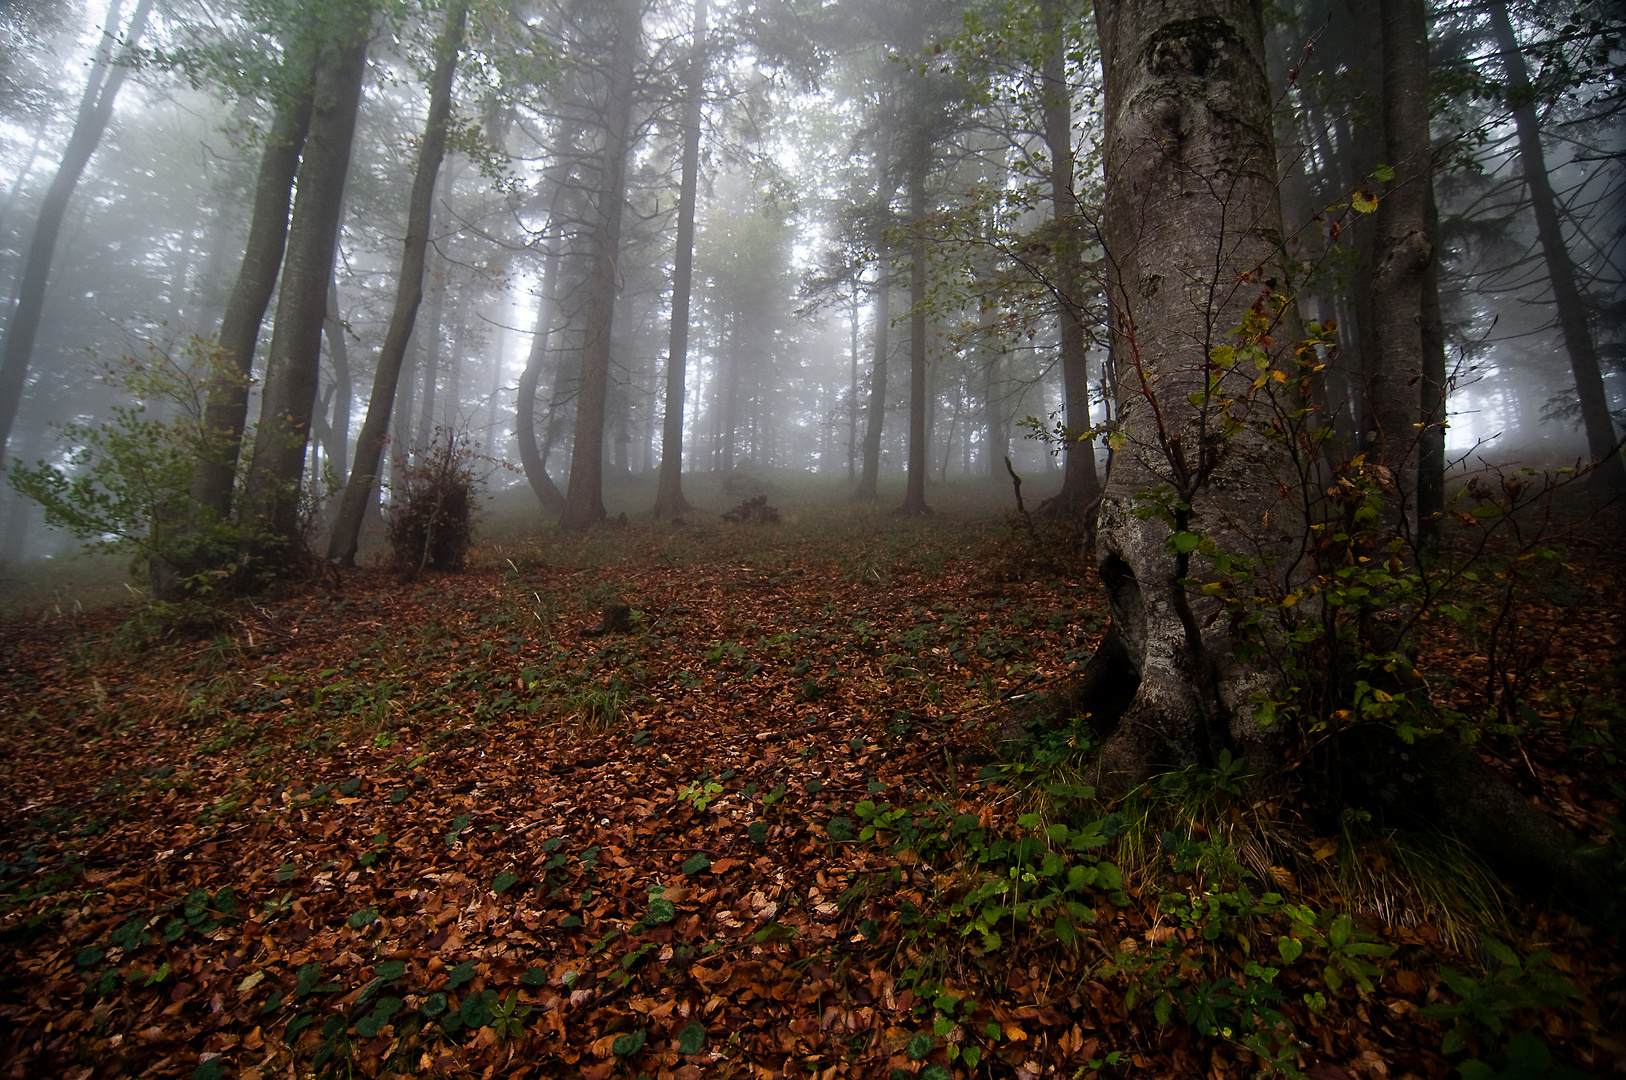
[322,278,352,482]
[327,0,467,565]
[1039,0,1100,516]
[187,65,313,517]
[1489,0,1623,488]
[848,284,860,481]
[1418,179,1447,544]
[1367,0,1433,536]
[654,0,707,519]
[0,0,154,461]
[857,263,890,501]
[898,157,931,515]
[516,230,566,513]
[561,0,640,530]
[241,2,372,555]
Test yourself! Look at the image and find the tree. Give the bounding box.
[241,0,374,557]
[652,0,707,520]
[559,0,642,531]
[0,0,155,464]
[1083,0,1306,789]
[327,0,469,566]
[1488,0,1624,489]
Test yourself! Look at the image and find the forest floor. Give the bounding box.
[0,484,1622,1080]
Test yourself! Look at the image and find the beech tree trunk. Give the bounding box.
[560,0,641,531]
[898,156,931,516]
[241,2,372,556]
[653,0,707,520]
[326,0,467,565]
[190,67,314,518]
[0,0,154,463]
[857,264,890,502]
[1489,0,1624,489]
[516,226,566,515]
[1087,0,1303,790]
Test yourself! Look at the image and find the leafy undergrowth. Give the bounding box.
[0,513,1621,1080]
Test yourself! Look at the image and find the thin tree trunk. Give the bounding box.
[327,0,467,565]
[857,263,890,501]
[1489,0,1624,488]
[0,0,154,462]
[516,229,566,514]
[560,0,641,530]
[898,156,931,515]
[654,0,707,519]
[1038,0,1100,518]
[1418,180,1447,544]
[322,278,352,482]
[241,2,372,556]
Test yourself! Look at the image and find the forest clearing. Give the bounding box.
[1,478,1622,1079]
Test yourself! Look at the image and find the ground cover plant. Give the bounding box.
[0,481,1621,1079]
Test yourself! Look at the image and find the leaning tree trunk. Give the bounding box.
[1037,0,1100,519]
[560,0,640,531]
[1488,0,1624,489]
[1087,0,1305,791]
[653,0,707,520]
[326,0,467,566]
[0,0,153,463]
[241,1,372,558]
[189,59,315,518]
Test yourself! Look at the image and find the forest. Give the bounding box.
[0,0,1622,1077]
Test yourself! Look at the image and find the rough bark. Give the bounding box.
[1367,0,1433,537]
[241,2,372,556]
[0,0,154,462]
[190,70,314,518]
[1036,0,1100,519]
[560,0,641,531]
[1088,0,1303,791]
[1489,0,1624,489]
[653,0,707,520]
[326,0,467,566]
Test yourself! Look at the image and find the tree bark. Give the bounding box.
[898,155,931,515]
[190,68,315,518]
[1417,179,1447,544]
[857,261,890,502]
[653,0,707,520]
[1089,0,1303,791]
[0,0,154,463]
[1037,0,1100,519]
[241,1,372,557]
[1367,0,1433,537]
[516,227,567,514]
[1488,0,1624,489]
[321,278,352,483]
[560,0,641,531]
[326,0,467,566]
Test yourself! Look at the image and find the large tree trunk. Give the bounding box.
[1088,0,1303,791]
[560,0,641,531]
[327,0,467,566]
[1488,0,1624,489]
[190,68,314,518]
[241,2,372,558]
[1037,0,1100,519]
[898,156,931,515]
[1367,0,1433,537]
[0,0,154,463]
[653,0,707,520]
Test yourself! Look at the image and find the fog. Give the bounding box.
[0,0,1618,564]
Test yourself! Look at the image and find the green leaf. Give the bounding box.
[295,961,322,996]
[348,906,378,929]
[520,966,548,987]
[747,821,768,843]
[76,945,105,967]
[750,922,798,942]
[676,1021,707,1054]
[612,1028,648,1056]
[682,853,712,875]
[375,960,406,981]
[492,871,520,895]
[922,1067,952,1080]
[1171,532,1201,554]
[1372,164,1396,182]
[446,961,477,989]
[421,992,448,1017]
[338,777,362,796]
[1277,936,1304,963]
[907,1032,935,1060]
[826,816,855,841]
[646,898,676,924]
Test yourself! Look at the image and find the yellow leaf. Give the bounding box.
[1271,368,1288,383]
[1352,189,1378,213]
[1281,592,1299,608]
[237,970,265,993]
